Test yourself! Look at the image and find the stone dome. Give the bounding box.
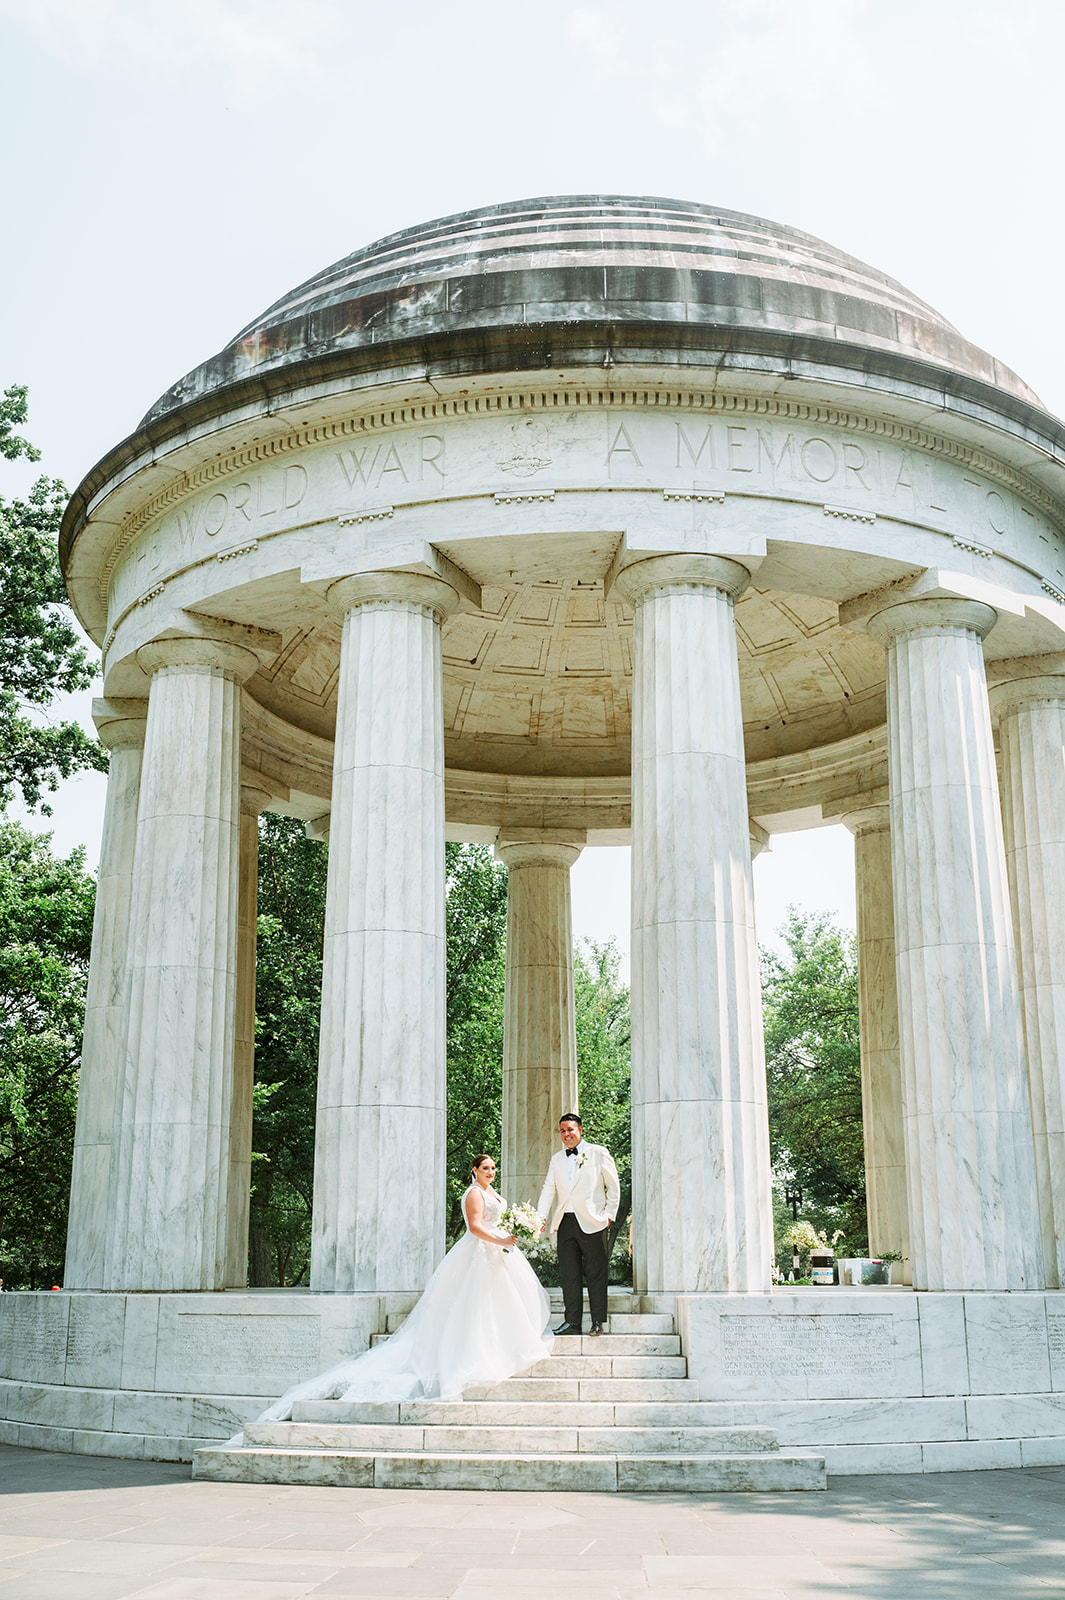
[144,194,1041,424]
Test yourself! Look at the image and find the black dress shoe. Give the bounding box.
[588,1322,606,1337]
[554,1322,582,1336]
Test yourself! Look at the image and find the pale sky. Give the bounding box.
[4,0,1063,954]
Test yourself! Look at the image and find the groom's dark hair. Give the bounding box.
[559,1113,582,1127]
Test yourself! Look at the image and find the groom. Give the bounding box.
[538,1113,620,1337]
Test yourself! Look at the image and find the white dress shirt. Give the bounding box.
[563,1139,586,1213]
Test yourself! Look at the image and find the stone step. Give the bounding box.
[548,1294,645,1314]
[194,1444,826,1492]
[607,1314,674,1334]
[367,1331,679,1356]
[463,1376,701,1402]
[293,1398,731,1427]
[244,1421,779,1455]
[522,1354,686,1378]
[551,1334,681,1355]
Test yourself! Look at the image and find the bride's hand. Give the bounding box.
[501,1233,518,1248]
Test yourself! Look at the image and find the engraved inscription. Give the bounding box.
[174,1314,319,1376]
[11,1300,66,1370]
[721,1314,895,1379]
[996,1316,1050,1381]
[1048,1315,1065,1366]
[66,1303,110,1366]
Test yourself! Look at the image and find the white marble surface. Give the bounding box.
[844,805,910,1264]
[311,573,459,1293]
[64,701,147,1290]
[495,836,582,1206]
[993,675,1065,1291]
[868,598,1044,1292]
[5,1288,1065,1472]
[225,786,270,1288]
[617,554,773,1294]
[105,640,258,1291]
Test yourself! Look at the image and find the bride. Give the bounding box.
[256,1155,553,1421]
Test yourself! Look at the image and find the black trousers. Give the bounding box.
[557,1213,610,1328]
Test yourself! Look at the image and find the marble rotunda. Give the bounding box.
[4,195,1065,1474]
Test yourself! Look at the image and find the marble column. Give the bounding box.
[990,673,1065,1289]
[311,570,460,1294]
[615,554,773,1295]
[224,786,271,1289]
[842,805,910,1263]
[64,700,148,1290]
[104,638,259,1291]
[868,598,1043,1291]
[495,836,583,1208]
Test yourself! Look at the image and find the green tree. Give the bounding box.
[573,939,631,1272]
[0,386,106,811]
[0,819,95,1287]
[762,909,867,1257]
[445,842,507,1237]
[248,815,328,1285]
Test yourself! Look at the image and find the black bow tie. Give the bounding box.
[566,1148,579,1156]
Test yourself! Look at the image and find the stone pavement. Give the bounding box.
[1,1444,1064,1598]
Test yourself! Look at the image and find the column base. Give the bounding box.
[676,1288,1065,1474]
[0,1289,411,1462]
[6,1288,1065,1476]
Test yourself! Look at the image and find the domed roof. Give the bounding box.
[146,194,1039,421]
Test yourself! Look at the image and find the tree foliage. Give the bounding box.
[0,385,106,811]
[0,820,95,1288]
[248,815,327,1285]
[762,909,867,1256]
[445,842,507,1236]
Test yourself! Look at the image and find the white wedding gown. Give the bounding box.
[254,1187,553,1423]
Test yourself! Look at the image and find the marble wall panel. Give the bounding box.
[119,1295,159,1390]
[736,1397,965,1445]
[1021,1435,1065,1466]
[923,1437,1023,1471]
[680,1293,922,1401]
[916,1293,969,1395]
[155,1298,327,1397]
[64,1293,125,1389]
[1048,1302,1065,1389]
[5,1293,71,1384]
[966,1393,1065,1439]
[820,1442,924,1474]
[963,1293,1051,1395]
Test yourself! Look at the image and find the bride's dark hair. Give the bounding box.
[470,1154,494,1172]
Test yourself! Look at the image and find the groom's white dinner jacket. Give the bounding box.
[538,1141,621,1237]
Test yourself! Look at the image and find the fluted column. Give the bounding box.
[495,836,582,1207]
[842,805,910,1263]
[990,673,1065,1289]
[224,785,271,1289]
[869,598,1042,1291]
[105,638,259,1291]
[311,570,460,1293]
[616,554,773,1294]
[64,700,148,1289]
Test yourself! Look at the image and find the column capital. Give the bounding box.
[987,674,1065,721]
[495,835,583,871]
[611,553,751,607]
[866,597,997,647]
[137,637,261,682]
[239,784,274,817]
[326,569,461,621]
[749,819,771,859]
[842,801,891,837]
[92,697,148,751]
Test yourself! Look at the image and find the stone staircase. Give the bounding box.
[193,1292,825,1491]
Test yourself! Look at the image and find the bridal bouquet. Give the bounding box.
[499,1202,544,1245]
